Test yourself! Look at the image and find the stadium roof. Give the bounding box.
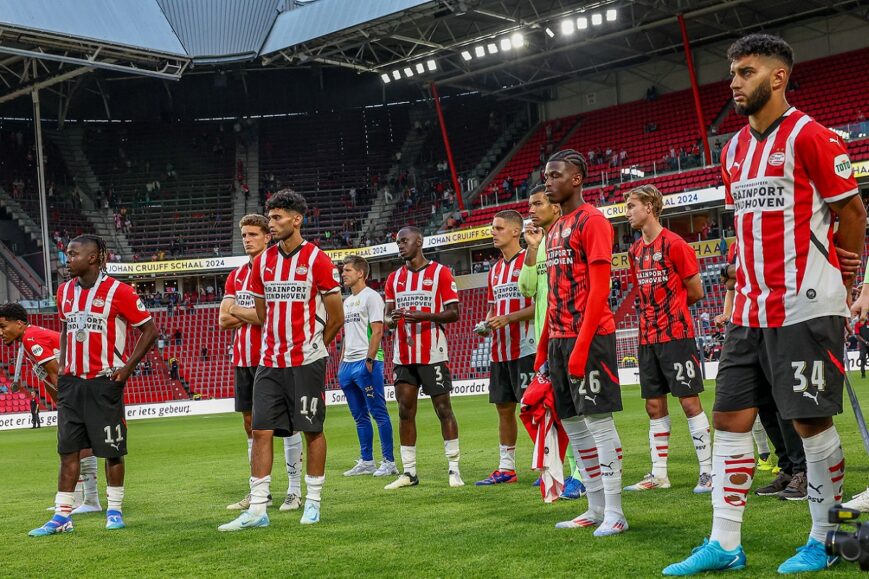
[0,0,865,112]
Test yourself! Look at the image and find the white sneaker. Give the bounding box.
[555,510,603,529]
[384,472,419,490]
[448,470,465,488]
[593,517,629,537]
[227,493,272,510]
[217,510,269,532]
[71,502,103,515]
[843,487,869,512]
[693,472,713,494]
[624,473,671,491]
[344,459,377,477]
[373,460,399,477]
[279,493,301,512]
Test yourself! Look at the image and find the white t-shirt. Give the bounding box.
[342,286,385,362]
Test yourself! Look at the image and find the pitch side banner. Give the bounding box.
[853,160,869,181]
[106,187,725,277]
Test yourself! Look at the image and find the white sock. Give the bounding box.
[400,445,417,477]
[444,439,460,474]
[649,415,671,479]
[55,491,75,518]
[586,414,624,522]
[73,478,85,509]
[498,444,516,471]
[305,474,324,505]
[687,413,713,475]
[562,416,604,515]
[284,434,303,496]
[80,455,100,505]
[803,426,845,544]
[106,485,124,513]
[249,476,271,516]
[751,416,770,456]
[247,438,253,463]
[710,430,754,551]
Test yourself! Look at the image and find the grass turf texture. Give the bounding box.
[2,376,869,578]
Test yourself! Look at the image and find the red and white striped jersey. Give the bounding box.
[722,107,858,327]
[224,261,262,367]
[487,249,535,361]
[385,261,459,365]
[21,325,60,385]
[57,275,152,379]
[248,241,341,367]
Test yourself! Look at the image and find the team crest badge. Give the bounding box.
[512,269,520,278]
[768,152,785,167]
[653,252,662,262]
[423,279,434,287]
[561,227,572,238]
[93,298,105,308]
[297,266,308,275]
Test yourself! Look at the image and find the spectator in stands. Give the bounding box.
[201,346,208,362]
[169,358,179,380]
[349,187,357,207]
[646,85,658,101]
[619,149,628,164]
[142,360,152,376]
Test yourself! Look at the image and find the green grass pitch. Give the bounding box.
[2,376,869,578]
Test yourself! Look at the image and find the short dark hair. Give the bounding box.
[239,214,269,235]
[343,255,370,279]
[727,33,794,70]
[494,210,524,228]
[529,184,546,196]
[266,189,307,216]
[0,302,27,323]
[547,149,588,181]
[398,226,423,237]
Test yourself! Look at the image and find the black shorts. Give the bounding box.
[714,317,845,420]
[234,366,256,412]
[57,375,127,458]
[490,356,535,404]
[548,335,622,419]
[252,360,326,436]
[393,363,452,397]
[638,338,705,399]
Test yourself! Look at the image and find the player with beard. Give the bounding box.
[664,34,865,575]
[30,234,157,536]
[219,190,343,530]
[536,149,627,537]
[383,226,463,490]
[220,214,303,512]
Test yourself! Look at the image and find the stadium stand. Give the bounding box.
[82,122,236,258]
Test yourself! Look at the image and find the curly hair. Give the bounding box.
[547,149,588,181]
[0,302,27,323]
[727,33,794,70]
[239,214,269,235]
[265,189,307,216]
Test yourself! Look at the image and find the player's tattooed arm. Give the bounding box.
[830,194,867,296]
